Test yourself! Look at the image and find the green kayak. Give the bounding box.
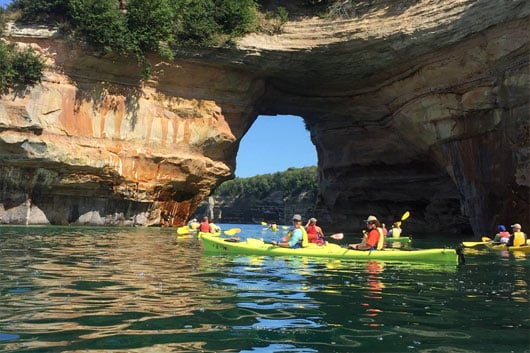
[199,233,460,264]
[384,236,411,244]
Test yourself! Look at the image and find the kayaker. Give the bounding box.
[493,225,510,244]
[387,222,402,238]
[305,217,325,244]
[187,218,199,230]
[272,214,308,248]
[199,216,214,233]
[508,223,527,247]
[348,215,384,250]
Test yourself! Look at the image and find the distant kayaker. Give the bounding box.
[305,217,325,244]
[272,214,308,248]
[348,215,384,250]
[268,223,279,232]
[507,223,527,247]
[199,216,215,233]
[387,222,402,238]
[493,225,510,244]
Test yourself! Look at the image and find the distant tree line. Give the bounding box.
[213,166,318,201]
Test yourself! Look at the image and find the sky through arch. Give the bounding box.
[235,115,317,178]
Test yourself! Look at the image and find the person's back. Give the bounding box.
[493,225,510,243]
[508,223,526,246]
[305,218,324,244]
[389,222,402,238]
[199,217,211,233]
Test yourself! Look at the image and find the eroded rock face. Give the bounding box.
[1,0,528,235]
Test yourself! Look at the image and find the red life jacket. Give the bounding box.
[199,221,210,232]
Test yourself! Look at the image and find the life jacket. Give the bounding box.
[392,228,402,238]
[301,226,309,247]
[376,227,385,250]
[306,224,322,243]
[199,221,210,232]
[512,231,526,247]
[286,227,309,248]
[498,231,510,243]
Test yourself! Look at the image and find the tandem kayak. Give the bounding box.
[198,233,461,264]
[462,241,530,253]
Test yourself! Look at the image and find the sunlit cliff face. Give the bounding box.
[0,0,528,235]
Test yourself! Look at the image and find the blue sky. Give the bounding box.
[0,0,317,177]
[236,115,317,178]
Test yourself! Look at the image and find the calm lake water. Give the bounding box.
[0,224,528,353]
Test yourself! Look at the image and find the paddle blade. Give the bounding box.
[401,211,410,221]
[330,233,344,240]
[481,236,492,242]
[224,228,241,236]
[261,222,267,226]
[462,241,488,247]
[177,226,190,235]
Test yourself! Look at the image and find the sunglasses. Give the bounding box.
[366,221,376,225]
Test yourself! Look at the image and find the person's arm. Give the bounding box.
[287,229,302,247]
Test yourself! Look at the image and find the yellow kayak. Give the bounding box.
[198,233,461,264]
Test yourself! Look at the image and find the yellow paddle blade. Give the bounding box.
[224,228,241,236]
[246,237,265,246]
[282,225,289,229]
[462,241,488,247]
[401,211,410,221]
[177,226,190,235]
[481,236,492,242]
[261,222,267,226]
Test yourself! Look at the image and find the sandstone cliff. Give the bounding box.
[1,0,528,235]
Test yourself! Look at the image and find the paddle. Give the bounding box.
[462,236,500,248]
[224,228,241,236]
[330,233,344,240]
[261,221,268,226]
[177,226,190,235]
[462,241,489,248]
[395,211,410,228]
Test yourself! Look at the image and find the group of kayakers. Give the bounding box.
[492,223,527,246]
[270,213,395,251]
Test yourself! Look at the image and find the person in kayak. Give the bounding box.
[508,223,527,247]
[199,216,214,233]
[493,224,510,243]
[348,215,384,250]
[387,222,402,238]
[305,217,325,244]
[272,214,308,248]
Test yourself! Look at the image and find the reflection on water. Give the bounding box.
[0,225,529,353]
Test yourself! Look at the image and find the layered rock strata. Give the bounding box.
[1,0,528,235]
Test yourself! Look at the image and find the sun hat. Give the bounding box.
[364,215,378,222]
[309,217,317,223]
[292,214,302,221]
[498,225,506,231]
[511,223,521,229]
